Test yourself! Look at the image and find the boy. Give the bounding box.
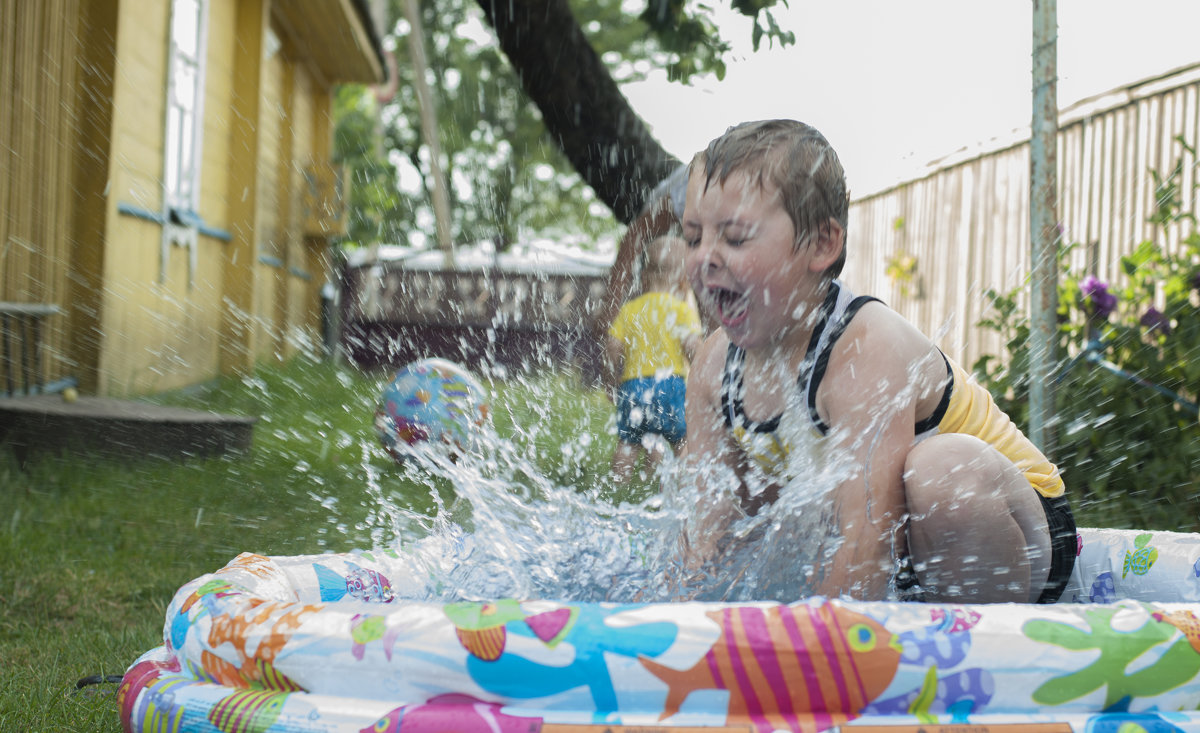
[677,120,1075,603]
[607,234,703,484]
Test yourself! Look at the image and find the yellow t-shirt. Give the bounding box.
[608,291,701,382]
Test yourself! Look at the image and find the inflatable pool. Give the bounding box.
[120,527,1200,733]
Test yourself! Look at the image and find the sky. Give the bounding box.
[622,0,1200,196]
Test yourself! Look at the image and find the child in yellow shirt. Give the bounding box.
[607,235,702,483]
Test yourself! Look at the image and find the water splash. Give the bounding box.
[355,384,849,604]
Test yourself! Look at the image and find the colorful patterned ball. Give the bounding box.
[374,358,489,460]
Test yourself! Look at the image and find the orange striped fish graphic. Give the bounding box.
[206,688,288,733]
[640,602,902,733]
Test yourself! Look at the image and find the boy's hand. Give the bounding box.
[671,330,747,596]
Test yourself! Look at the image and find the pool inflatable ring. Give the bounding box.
[120,527,1200,733]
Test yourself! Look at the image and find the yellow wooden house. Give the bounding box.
[1,0,384,397]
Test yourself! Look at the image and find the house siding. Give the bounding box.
[2,0,81,391]
[1,0,381,398]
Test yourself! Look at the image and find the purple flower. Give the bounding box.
[1080,275,1117,319]
[1140,307,1171,335]
[1080,275,1107,297]
[1191,270,1200,292]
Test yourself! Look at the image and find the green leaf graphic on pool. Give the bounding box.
[1024,604,1200,709]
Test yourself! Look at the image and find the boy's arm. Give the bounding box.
[603,334,624,399]
[680,331,701,363]
[814,308,942,599]
[677,299,704,362]
[675,331,745,575]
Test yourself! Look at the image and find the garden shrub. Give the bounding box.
[973,140,1200,532]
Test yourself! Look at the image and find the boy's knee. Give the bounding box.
[906,433,990,475]
[904,434,1011,515]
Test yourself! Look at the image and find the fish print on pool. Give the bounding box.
[449,600,676,719]
[639,601,902,733]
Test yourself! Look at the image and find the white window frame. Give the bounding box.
[162,0,209,285]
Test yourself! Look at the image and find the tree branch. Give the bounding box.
[475,0,680,224]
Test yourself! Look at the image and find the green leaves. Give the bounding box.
[738,0,795,52]
[974,140,1200,532]
[641,0,795,80]
[334,0,804,252]
[639,0,730,82]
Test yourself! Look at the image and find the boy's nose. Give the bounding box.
[698,241,723,271]
[686,245,715,276]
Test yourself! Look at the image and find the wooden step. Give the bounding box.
[0,395,256,466]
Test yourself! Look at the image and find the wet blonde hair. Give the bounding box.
[692,119,850,277]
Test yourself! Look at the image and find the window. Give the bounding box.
[164,0,207,215]
[162,0,208,285]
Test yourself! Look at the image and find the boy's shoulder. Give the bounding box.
[828,301,938,372]
[844,299,925,341]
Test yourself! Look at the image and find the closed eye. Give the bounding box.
[720,223,753,247]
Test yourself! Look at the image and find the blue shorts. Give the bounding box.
[616,376,686,445]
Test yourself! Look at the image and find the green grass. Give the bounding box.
[0,357,625,732]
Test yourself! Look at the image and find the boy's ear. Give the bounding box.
[807,218,845,273]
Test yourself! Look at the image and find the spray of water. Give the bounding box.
[354,370,857,604]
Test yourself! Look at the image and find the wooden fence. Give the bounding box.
[844,62,1200,370]
[340,261,608,377]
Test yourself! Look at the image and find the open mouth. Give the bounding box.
[711,286,749,324]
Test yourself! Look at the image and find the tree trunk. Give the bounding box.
[475,0,681,224]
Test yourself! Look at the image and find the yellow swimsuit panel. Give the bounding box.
[938,357,1065,498]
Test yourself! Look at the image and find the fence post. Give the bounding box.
[1029,0,1059,455]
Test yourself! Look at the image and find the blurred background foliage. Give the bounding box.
[332,0,793,253]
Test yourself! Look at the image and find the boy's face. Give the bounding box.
[682,167,825,350]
